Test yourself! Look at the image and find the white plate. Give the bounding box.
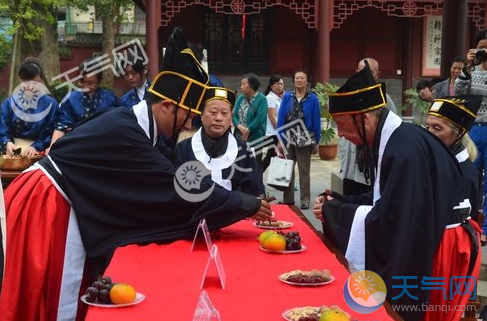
[259,244,306,254]
[278,273,335,287]
[282,306,320,321]
[81,292,145,308]
[253,220,293,229]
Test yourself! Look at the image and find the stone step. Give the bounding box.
[478,280,487,315]
[481,263,487,282]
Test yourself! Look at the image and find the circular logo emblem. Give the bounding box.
[174,160,215,202]
[343,270,387,314]
[11,80,53,122]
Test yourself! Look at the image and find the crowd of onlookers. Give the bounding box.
[0,54,149,159]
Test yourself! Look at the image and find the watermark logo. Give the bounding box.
[11,80,53,122]
[343,270,387,314]
[174,160,215,202]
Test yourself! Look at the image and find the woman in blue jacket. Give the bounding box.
[277,70,321,210]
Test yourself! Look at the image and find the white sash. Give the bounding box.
[192,128,238,191]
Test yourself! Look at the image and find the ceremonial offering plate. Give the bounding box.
[81,292,145,308]
[282,306,321,321]
[259,245,306,254]
[278,269,334,286]
[253,220,293,229]
[283,305,351,321]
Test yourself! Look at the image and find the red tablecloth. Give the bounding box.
[84,205,395,320]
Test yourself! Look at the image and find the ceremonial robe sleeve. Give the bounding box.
[0,98,13,149]
[49,108,261,272]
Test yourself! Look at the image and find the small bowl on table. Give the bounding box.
[0,155,43,171]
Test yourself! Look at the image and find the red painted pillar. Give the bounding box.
[316,0,331,83]
[146,0,160,79]
[440,0,467,79]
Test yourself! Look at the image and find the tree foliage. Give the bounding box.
[0,0,63,45]
[0,0,64,92]
[68,0,135,88]
[404,88,430,125]
[67,0,134,24]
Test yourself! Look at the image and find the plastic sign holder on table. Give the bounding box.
[191,218,213,252]
[192,290,222,321]
[200,244,226,290]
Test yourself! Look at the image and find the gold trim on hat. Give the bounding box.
[329,83,383,97]
[329,83,387,116]
[329,102,386,116]
[428,112,464,131]
[204,97,233,107]
[181,48,207,77]
[148,70,207,114]
[433,98,477,118]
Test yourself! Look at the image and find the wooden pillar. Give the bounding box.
[146,0,160,79]
[316,0,331,83]
[402,18,414,117]
[440,0,468,79]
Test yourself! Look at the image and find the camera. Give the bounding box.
[474,49,487,65]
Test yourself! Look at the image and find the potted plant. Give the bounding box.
[313,81,339,160]
[404,87,430,125]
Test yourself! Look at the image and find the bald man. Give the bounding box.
[339,58,396,195]
[356,58,396,114]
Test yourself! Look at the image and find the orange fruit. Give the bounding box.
[262,233,286,251]
[109,283,136,304]
[259,230,277,245]
[319,308,350,321]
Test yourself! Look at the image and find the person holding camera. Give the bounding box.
[456,29,487,245]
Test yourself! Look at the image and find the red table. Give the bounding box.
[84,205,398,320]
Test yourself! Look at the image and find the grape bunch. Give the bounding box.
[84,276,113,304]
[297,313,319,321]
[277,231,302,251]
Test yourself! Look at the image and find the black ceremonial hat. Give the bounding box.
[149,28,209,114]
[428,95,482,132]
[329,61,387,116]
[202,87,237,109]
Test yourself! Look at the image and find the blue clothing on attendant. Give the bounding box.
[277,91,321,144]
[0,94,58,152]
[55,89,118,131]
[209,74,223,87]
[119,79,152,108]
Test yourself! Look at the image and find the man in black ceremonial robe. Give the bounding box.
[313,61,464,321]
[0,28,272,321]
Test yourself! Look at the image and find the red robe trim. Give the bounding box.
[422,220,481,321]
[0,170,86,321]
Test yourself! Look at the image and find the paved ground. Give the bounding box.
[264,154,340,231]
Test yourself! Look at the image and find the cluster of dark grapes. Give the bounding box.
[84,276,113,304]
[277,231,301,251]
[287,274,325,284]
[297,313,319,321]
